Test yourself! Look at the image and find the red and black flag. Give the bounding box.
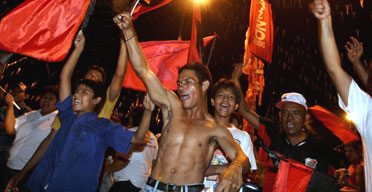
[132,0,173,20]
[0,0,95,62]
[187,2,204,64]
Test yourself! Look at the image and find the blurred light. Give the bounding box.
[193,0,208,4]
[346,113,355,122]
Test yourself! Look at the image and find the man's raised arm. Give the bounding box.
[113,13,171,109]
[313,0,351,105]
[59,31,85,101]
[107,36,129,101]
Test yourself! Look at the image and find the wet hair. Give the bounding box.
[178,62,212,91]
[40,85,59,99]
[86,65,106,84]
[211,78,241,104]
[74,79,106,113]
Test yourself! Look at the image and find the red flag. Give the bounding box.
[187,2,203,63]
[123,36,215,91]
[0,0,92,62]
[308,105,359,146]
[247,0,274,63]
[272,159,313,192]
[132,0,173,20]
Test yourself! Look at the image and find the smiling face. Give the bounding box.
[39,92,57,116]
[72,84,101,116]
[211,88,239,118]
[177,69,204,109]
[279,102,308,137]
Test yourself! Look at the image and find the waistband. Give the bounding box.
[146,177,204,192]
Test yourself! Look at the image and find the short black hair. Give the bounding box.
[178,62,212,91]
[40,85,59,99]
[74,79,106,113]
[87,65,106,84]
[211,78,241,104]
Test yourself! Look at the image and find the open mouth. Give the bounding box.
[73,99,82,106]
[220,103,229,112]
[180,94,190,101]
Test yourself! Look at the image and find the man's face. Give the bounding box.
[9,87,25,103]
[72,84,100,115]
[211,88,239,118]
[177,70,203,109]
[39,92,57,115]
[279,102,308,137]
[344,146,360,163]
[84,69,103,83]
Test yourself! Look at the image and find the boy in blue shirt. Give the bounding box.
[26,32,148,191]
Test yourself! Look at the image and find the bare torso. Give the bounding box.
[150,109,220,185]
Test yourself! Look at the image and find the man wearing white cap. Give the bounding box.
[232,65,335,175]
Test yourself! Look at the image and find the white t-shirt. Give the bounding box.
[204,125,257,189]
[7,110,58,170]
[338,79,372,192]
[113,127,158,189]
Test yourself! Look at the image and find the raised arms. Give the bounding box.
[59,31,85,101]
[113,13,175,112]
[313,0,352,105]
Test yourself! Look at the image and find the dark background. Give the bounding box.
[1,0,371,133]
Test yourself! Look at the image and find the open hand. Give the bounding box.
[345,37,363,63]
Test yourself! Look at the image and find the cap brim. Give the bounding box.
[275,101,307,110]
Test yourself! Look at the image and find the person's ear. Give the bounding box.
[211,98,215,107]
[202,81,210,92]
[93,97,101,105]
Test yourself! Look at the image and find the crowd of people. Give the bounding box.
[0,0,371,191]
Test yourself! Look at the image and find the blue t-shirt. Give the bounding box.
[27,95,133,191]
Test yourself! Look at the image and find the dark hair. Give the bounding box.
[74,79,106,113]
[86,65,106,84]
[40,85,59,99]
[211,78,241,104]
[178,62,212,91]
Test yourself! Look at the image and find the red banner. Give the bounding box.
[132,0,173,20]
[0,0,91,62]
[272,159,313,192]
[247,0,273,63]
[187,2,203,63]
[123,36,215,91]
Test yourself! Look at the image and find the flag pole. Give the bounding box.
[206,34,217,67]
[130,0,141,16]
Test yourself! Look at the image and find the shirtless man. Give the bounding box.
[113,13,250,192]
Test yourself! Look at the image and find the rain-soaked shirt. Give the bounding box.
[27,95,133,192]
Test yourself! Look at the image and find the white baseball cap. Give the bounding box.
[275,92,307,110]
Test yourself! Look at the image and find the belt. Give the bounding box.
[146,177,204,192]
